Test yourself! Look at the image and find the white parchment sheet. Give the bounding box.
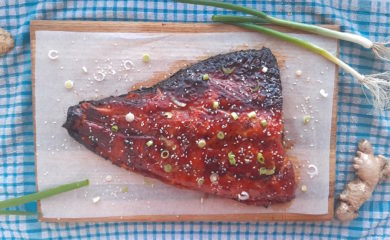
[35,30,336,219]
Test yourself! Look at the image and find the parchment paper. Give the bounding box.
[35,30,336,219]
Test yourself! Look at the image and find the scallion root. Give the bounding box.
[371,42,390,61]
[360,72,390,110]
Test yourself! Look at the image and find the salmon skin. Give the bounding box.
[63,48,295,206]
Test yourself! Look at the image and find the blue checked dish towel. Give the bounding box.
[0,0,389,239]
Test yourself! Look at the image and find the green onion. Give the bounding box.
[163,112,173,118]
[197,177,205,186]
[197,139,206,148]
[259,166,275,176]
[171,97,187,108]
[142,53,150,63]
[177,0,390,110]
[228,23,390,110]
[164,164,172,173]
[111,125,118,132]
[0,210,37,216]
[260,119,267,127]
[304,115,311,124]
[122,186,128,193]
[212,101,219,109]
[146,140,153,147]
[202,73,209,81]
[257,152,265,164]
[161,150,170,159]
[231,112,239,120]
[0,179,89,210]
[177,0,390,62]
[217,131,225,140]
[228,151,236,165]
[250,85,260,92]
[64,80,74,89]
[247,111,256,119]
[222,66,235,74]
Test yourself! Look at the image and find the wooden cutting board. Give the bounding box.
[31,21,337,222]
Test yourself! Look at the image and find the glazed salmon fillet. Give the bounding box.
[63,48,295,206]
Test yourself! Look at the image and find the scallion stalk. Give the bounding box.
[177,0,390,61]
[212,15,269,24]
[215,22,390,110]
[0,210,37,216]
[0,179,89,210]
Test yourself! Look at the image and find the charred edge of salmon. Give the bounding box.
[68,48,282,111]
[62,104,106,156]
[64,47,282,126]
[63,104,87,148]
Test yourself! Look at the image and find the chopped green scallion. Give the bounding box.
[197,177,205,186]
[228,151,236,165]
[247,111,256,119]
[217,131,225,140]
[111,125,118,132]
[222,66,235,74]
[260,119,267,127]
[257,152,265,164]
[304,115,311,124]
[212,101,219,109]
[161,150,170,159]
[231,112,239,120]
[164,164,172,173]
[259,166,275,176]
[163,112,173,118]
[250,85,260,92]
[142,53,150,63]
[146,140,153,147]
[197,139,206,148]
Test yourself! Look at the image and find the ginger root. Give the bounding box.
[336,139,390,222]
[0,28,14,55]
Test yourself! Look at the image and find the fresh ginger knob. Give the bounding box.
[336,139,389,222]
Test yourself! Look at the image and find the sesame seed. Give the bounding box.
[125,112,135,122]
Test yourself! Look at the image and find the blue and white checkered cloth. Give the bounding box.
[1,0,389,239]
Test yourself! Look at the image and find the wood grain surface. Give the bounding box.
[31,20,338,222]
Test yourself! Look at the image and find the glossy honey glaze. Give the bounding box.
[64,48,295,206]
